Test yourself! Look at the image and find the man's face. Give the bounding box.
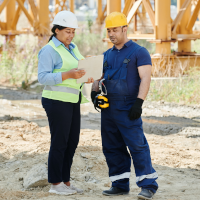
[107,26,126,45]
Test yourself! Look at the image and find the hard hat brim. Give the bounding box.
[105,24,129,29]
[52,23,79,29]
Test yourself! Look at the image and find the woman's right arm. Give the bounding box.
[38,46,63,85]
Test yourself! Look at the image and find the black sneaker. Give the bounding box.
[137,189,154,199]
[102,187,129,196]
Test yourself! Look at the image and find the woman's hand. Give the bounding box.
[69,68,86,79]
[85,77,94,84]
[62,68,86,81]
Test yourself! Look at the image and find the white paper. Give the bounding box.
[77,55,104,84]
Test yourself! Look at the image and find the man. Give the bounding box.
[91,12,158,200]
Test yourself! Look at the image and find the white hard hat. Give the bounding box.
[52,11,79,29]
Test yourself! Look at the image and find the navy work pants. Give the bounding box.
[101,97,158,193]
[42,95,81,183]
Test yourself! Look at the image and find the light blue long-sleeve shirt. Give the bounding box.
[38,36,79,85]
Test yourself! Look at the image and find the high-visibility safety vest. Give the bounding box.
[42,40,89,104]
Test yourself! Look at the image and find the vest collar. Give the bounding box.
[52,36,75,50]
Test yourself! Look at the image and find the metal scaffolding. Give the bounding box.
[0,0,74,39]
[1,0,200,75]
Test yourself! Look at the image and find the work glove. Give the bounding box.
[91,91,101,104]
[128,98,144,120]
[91,91,102,111]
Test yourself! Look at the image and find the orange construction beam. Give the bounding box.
[142,0,155,28]
[37,0,49,35]
[186,0,200,30]
[155,0,171,54]
[101,4,107,22]
[11,0,26,29]
[98,0,102,22]
[172,0,191,33]
[0,0,11,14]
[127,0,142,23]
[0,22,6,30]
[70,0,74,13]
[55,0,60,14]
[123,0,134,16]
[107,0,121,15]
[6,0,16,30]
[0,30,32,35]
[16,0,34,26]
[177,0,191,52]
[28,0,38,21]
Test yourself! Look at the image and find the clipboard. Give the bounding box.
[77,55,104,84]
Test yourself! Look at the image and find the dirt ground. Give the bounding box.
[1,9,200,200]
[0,86,200,200]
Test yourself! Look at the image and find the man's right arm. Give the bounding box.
[91,73,104,104]
[91,73,104,92]
[92,80,100,92]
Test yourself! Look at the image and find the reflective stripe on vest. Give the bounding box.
[44,85,80,95]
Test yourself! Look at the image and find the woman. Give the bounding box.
[38,11,94,195]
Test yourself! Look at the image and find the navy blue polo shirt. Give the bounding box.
[103,40,152,95]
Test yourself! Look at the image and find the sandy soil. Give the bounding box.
[1,9,200,199]
[0,87,200,200]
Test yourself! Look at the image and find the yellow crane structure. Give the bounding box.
[98,0,200,76]
[1,0,200,76]
[0,0,74,42]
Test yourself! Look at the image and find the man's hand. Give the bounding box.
[91,91,101,103]
[128,98,144,120]
[85,77,94,84]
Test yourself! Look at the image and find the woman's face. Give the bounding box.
[55,27,75,46]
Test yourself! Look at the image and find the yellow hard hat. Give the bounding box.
[105,12,128,28]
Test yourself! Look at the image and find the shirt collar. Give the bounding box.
[111,40,133,51]
[52,36,75,50]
